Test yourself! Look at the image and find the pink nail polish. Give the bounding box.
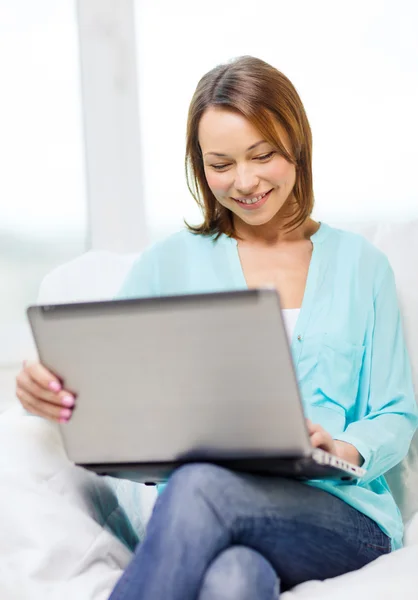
[60,408,72,420]
[61,395,75,408]
[49,381,61,392]
[59,417,69,424]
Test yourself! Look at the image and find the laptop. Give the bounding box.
[27,289,366,484]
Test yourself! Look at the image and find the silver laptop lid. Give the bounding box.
[28,290,312,464]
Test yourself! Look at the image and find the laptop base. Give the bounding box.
[81,454,358,485]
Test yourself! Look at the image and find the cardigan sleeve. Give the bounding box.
[335,264,418,485]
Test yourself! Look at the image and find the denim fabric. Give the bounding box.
[109,464,390,600]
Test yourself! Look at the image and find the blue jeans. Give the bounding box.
[109,464,391,600]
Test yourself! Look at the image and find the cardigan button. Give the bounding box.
[297,334,302,341]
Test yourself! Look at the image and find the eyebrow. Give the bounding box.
[204,140,267,158]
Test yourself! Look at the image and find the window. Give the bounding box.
[0,1,87,365]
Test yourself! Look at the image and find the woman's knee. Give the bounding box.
[198,546,279,600]
[152,464,234,537]
[164,463,235,502]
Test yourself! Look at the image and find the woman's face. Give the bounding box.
[199,107,297,228]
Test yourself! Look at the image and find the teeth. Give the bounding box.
[237,191,268,205]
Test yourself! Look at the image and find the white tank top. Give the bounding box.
[282,309,300,343]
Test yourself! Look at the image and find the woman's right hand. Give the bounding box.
[15,361,75,423]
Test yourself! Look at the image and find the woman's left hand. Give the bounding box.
[306,419,337,455]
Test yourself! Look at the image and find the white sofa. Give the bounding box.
[1,221,418,599]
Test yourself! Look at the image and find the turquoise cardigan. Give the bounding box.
[117,223,418,550]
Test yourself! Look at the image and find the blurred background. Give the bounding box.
[1,0,417,407]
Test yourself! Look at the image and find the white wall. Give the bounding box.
[134,0,418,242]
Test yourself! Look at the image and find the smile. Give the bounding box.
[232,189,273,210]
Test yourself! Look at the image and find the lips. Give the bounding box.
[232,189,273,210]
[234,190,270,204]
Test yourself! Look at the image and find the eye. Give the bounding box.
[211,163,231,171]
[254,151,275,161]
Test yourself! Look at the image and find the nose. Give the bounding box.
[234,164,259,196]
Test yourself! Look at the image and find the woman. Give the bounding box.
[16,56,418,599]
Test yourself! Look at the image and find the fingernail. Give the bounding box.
[60,408,72,420]
[59,417,69,424]
[49,381,61,392]
[61,395,75,408]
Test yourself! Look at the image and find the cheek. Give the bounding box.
[264,157,296,186]
[205,170,231,197]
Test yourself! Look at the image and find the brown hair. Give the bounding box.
[185,56,314,238]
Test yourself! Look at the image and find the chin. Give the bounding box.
[239,211,280,227]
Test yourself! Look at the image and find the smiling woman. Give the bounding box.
[15,55,418,600]
[185,56,314,239]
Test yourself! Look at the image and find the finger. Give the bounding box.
[311,432,333,452]
[16,370,73,408]
[24,360,62,393]
[310,431,330,450]
[16,387,73,422]
[306,420,320,435]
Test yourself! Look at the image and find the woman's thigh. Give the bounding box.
[162,463,390,589]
